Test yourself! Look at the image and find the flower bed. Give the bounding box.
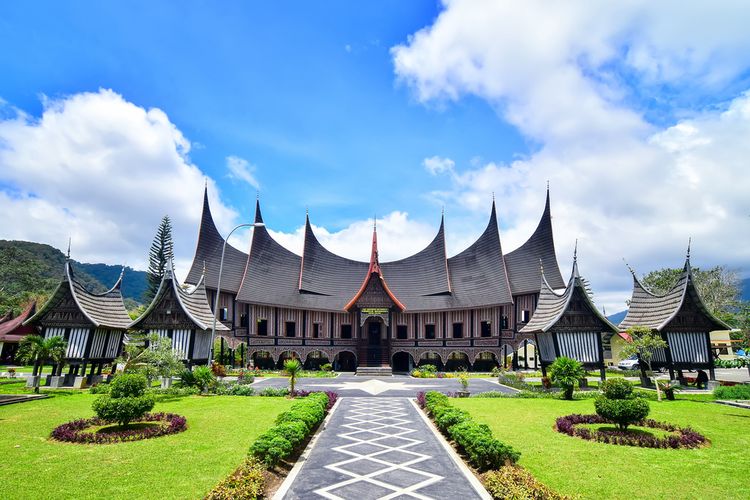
[51,412,187,444]
[555,414,707,449]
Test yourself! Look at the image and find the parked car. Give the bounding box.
[618,355,640,371]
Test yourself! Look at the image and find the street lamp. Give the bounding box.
[208,222,264,366]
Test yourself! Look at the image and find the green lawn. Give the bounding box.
[454,398,750,499]
[0,392,293,499]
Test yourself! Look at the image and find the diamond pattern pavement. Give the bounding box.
[279,397,486,500]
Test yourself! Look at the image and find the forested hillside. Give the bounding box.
[0,240,147,315]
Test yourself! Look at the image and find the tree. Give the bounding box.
[621,326,668,401]
[144,215,174,302]
[92,373,155,427]
[116,333,182,382]
[284,359,302,395]
[548,356,585,400]
[639,266,741,323]
[16,335,67,393]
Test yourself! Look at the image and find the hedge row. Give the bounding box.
[422,391,520,471]
[249,392,330,467]
[714,384,750,400]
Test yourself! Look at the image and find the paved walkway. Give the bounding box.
[277,397,489,500]
[252,373,515,397]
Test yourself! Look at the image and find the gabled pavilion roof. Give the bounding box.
[520,252,617,334]
[619,250,730,332]
[25,261,132,329]
[0,301,36,342]
[130,259,229,332]
[185,186,249,294]
[504,189,565,295]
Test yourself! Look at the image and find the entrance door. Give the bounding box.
[367,321,381,365]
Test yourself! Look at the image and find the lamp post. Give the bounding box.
[208,222,264,366]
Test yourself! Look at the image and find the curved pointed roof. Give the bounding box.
[521,255,617,334]
[445,201,513,308]
[185,187,249,293]
[504,189,565,295]
[619,254,729,332]
[0,301,36,340]
[130,259,229,331]
[25,261,132,329]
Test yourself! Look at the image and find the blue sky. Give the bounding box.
[1,1,748,312]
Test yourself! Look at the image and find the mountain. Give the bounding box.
[742,278,750,302]
[607,310,627,326]
[0,240,147,314]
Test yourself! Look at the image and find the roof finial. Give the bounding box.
[623,257,636,276]
[66,237,71,260]
[204,177,208,189]
[686,237,691,260]
[546,179,549,191]
[539,258,545,276]
[492,191,495,202]
[256,190,259,201]
[573,239,578,262]
[202,260,207,276]
[373,214,377,232]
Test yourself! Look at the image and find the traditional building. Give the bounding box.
[520,251,618,379]
[24,261,130,386]
[129,260,228,365]
[619,248,729,380]
[186,187,566,374]
[0,301,36,364]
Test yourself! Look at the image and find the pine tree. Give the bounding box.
[145,215,174,301]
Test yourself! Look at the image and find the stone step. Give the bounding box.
[355,366,393,377]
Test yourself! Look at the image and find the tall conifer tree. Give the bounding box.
[145,215,174,301]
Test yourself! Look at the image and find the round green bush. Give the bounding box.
[109,373,148,398]
[594,396,650,430]
[435,407,470,432]
[92,374,155,427]
[600,378,634,399]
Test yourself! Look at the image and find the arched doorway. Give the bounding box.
[417,351,444,371]
[473,351,500,372]
[251,350,274,370]
[304,350,330,370]
[515,339,537,370]
[334,351,357,372]
[392,351,414,373]
[363,318,385,366]
[445,351,470,372]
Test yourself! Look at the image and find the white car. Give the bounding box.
[618,355,640,371]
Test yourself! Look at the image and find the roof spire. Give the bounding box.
[573,239,578,262]
[369,220,381,274]
[623,257,636,276]
[686,237,691,260]
[66,237,71,260]
[373,214,377,232]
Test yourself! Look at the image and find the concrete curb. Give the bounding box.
[409,398,492,500]
[272,396,343,500]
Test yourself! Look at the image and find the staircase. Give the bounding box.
[355,340,392,376]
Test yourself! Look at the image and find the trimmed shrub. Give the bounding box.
[714,384,750,400]
[600,378,634,399]
[449,421,520,470]
[421,364,438,374]
[594,396,650,430]
[549,357,585,400]
[206,457,265,500]
[435,407,471,432]
[211,362,227,378]
[484,466,569,500]
[89,383,111,394]
[92,374,155,427]
[259,387,289,397]
[320,363,333,372]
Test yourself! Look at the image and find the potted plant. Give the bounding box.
[658,380,681,401]
[457,372,470,397]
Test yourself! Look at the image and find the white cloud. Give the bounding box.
[423,155,455,176]
[0,89,238,279]
[393,0,750,312]
[226,155,260,190]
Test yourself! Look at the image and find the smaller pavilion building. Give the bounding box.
[0,301,36,364]
[129,260,228,366]
[619,248,730,381]
[24,261,131,386]
[520,251,618,379]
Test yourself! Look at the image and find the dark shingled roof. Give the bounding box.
[619,256,730,332]
[504,190,565,295]
[25,262,132,329]
[521,257,617,334]
[185,187,248,294]
[130,260,229,331]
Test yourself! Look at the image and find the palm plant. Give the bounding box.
[284,358,302,395]
[16,335,67,393]
[549,356,585,400]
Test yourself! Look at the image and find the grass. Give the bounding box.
[454,397,750,499]
[0,391,293,499]
[1,365,53,374]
